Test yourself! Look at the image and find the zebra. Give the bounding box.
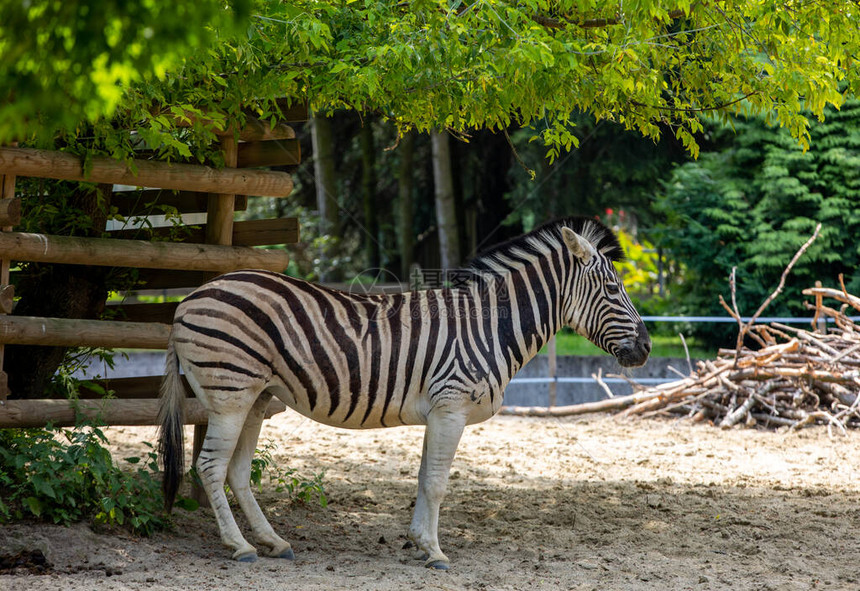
[158,217,651,568]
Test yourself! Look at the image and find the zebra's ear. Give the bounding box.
[561,227,595,264]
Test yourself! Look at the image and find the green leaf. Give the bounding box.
[24,497,43,517]
[174,497,200,512]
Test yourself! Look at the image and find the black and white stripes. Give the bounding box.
[159,216,651,566]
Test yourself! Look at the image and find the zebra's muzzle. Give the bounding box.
[615,321,651,368]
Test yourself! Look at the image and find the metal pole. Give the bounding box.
[547,335,557,407]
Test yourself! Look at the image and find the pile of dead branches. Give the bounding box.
[502,225,860,433]
[618,284,860,433]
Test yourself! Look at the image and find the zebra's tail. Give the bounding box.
[158,338,186,513]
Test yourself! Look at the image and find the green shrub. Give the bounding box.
[654,99,860,347]
[0,424,169,536]
[249,441,328,507]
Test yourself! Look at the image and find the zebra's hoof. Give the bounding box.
[274,548,295,560]
[425,560,450,570]
[234,551,258,563]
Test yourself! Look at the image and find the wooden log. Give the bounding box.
[132,269,213,291]
[111,190,248,215]
[231,217,299,246]
[237,139,301,168]
[802,286,860,313]
[499,389,664,417]
[0,397,287,428]
[0,197,20,226]
[0,284,13,314]
[273,99,310,122]
[171,112,298,142]
[0,147,293,197]
[0,231,291,273]
[107,218,299,246]
[235,119,296,142]
[1,166,16,402]
[106,301,179,324]
[207,136,239,246]
[0,316,170,349]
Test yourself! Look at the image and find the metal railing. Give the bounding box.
[508,315,860,403]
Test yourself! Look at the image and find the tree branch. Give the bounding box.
[533,8,690,30]
[730,223,822,365]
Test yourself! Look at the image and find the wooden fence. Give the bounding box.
[0,106,307,433]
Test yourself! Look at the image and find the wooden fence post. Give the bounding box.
[191,135,240,507]
[0,163,16,401]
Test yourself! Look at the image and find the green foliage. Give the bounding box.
[504,115,689,225]
[256,1,857,155]
[0,425,169,536]
[545,329,714,359]
[614,225,661,296]
[0,0,251,142]
[4,1,859,155]
[655,99,860,345]
[249,441,327,507]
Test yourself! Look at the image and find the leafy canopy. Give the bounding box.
[2,1,859,157]
[654,98,860,344]
[0,0,251,142]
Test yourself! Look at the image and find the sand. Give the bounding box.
[2,412,859,590]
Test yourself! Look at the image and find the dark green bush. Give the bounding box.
[654,99,860,346]
[0,424,169,536]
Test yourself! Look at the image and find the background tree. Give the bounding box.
[431,131,460,270]
[3,1,858,154]
[3,0,860,393]
[655,98,860,345]
[0,0,251,142]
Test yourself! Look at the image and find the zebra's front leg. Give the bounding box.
[408,408,467,570]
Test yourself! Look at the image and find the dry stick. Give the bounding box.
[750,412,798,428]
[770,323,842,357]
[591,367,615,399]
[831,343,860,364]
[606,372,648,391]
[667,365,689,379]
[729,223,823,364]
[640,390,712,418]
[718,267,747,359]
[679,332,694,375]
[839,273,860,313]
[499,388,664,417]
[720,392,757,429]
[802,285,860,314]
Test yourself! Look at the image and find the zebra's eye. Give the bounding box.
[606,282,620,295]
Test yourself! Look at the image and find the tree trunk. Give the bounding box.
[310,115,339,235]
[472,129,518,255]
[310,115,339,281]
[360,121,380,270]
[397,131,415,282]
[431,131,460,271]
[6,183,112,399]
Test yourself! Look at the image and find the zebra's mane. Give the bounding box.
[467,217,625,275]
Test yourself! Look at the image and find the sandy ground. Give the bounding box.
[2,412,860,591]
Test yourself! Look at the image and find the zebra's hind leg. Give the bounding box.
[195,395,260,562]
[226,391,294,559]
[408,408,467,570]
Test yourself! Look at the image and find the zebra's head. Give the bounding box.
[558,220,651,368]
